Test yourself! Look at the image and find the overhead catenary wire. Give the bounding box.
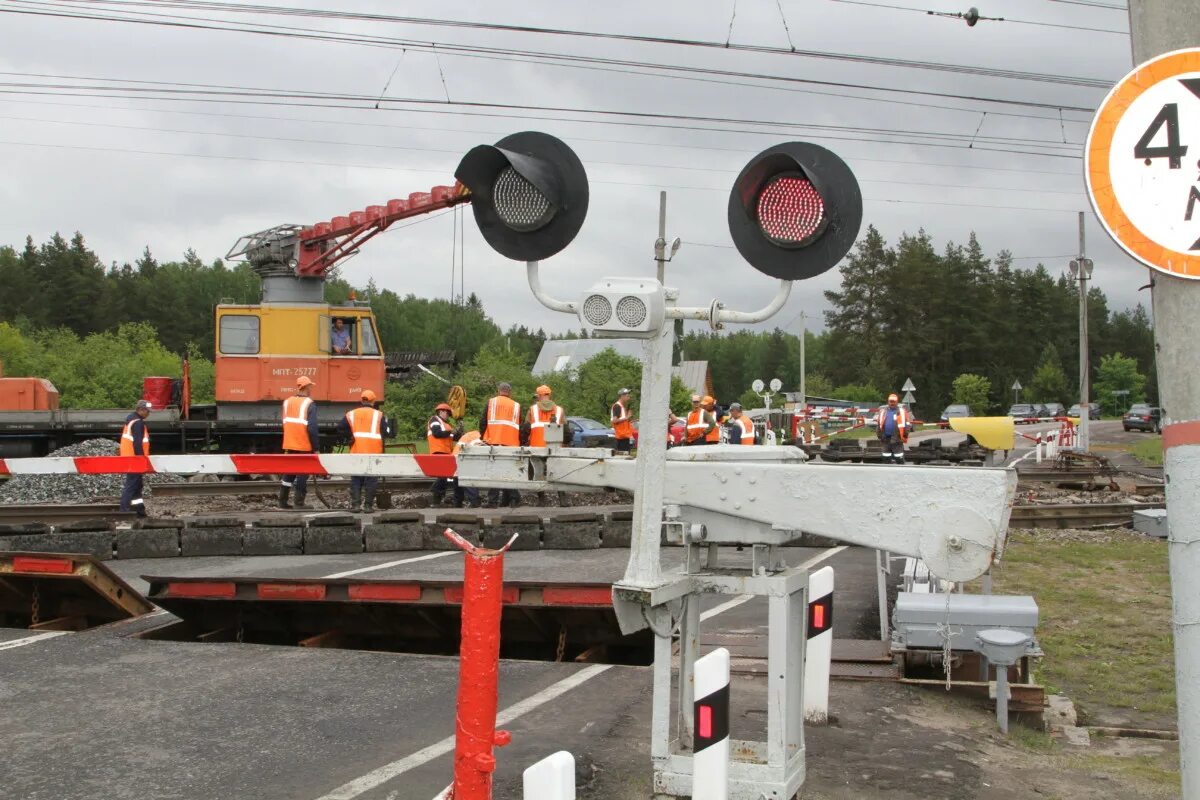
[0,0,1120,88]
[826,0,1129,34]
[0,95,1086,178]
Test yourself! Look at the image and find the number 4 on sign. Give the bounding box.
[1134,102,1188,169]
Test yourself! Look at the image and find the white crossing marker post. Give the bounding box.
[692,647,731,800]
[522,751,575,800]
[804,566,835,724]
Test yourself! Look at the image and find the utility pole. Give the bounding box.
[1126,4,1200,796]
[1072,212,1091,452]
[655,191,667,284]
[799,311,807,421]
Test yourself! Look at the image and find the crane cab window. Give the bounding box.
[220,315,259,354]
[330,317,355,356]
[360,318,380,356]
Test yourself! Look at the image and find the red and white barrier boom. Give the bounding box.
[0,453,458,479]
[803,567,834,724]
[692,647,731,800]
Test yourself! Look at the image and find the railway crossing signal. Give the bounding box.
[455,131,590,262]
[726,142,863,280]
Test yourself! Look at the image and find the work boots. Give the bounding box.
[364,487,377,514]
[294,487,310,509]
[431,489,445,507]
[278,486,292,509]
[349,485,362,514]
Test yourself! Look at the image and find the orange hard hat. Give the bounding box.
[435,402,453,413]
[536,384,552,396]
[296,376,314,388]
[361,389,377,402]
[702,395,714,406]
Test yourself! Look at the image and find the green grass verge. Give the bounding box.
[1131,438,1164,466]
[989,531,1174,723]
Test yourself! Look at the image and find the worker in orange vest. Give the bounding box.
[426,401,461,506]
[876,392,911,464]
[728,403,756,445]
[452,429,483,508]
[118,399,152,517]
[280,375,320,509]
[337,389,392,513]
[681,394,717,445]
[528,385,567,447]
[610,388,634,453]
[480,382,522,507]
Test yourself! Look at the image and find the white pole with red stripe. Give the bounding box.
[804,566,834,724]
[692,647,730,800]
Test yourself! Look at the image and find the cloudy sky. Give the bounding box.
[0,0,1150,339]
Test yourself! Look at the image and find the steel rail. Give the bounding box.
[0,503,134,525]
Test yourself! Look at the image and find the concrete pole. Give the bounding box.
[1127,5,1200,796]
[1077,212,1090,452]
[656,191,667,284]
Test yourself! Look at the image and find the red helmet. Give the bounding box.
[435,402,453,413]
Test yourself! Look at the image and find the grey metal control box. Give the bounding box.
[892,592,1041,653]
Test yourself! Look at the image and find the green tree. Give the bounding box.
[952,373,991,415]
[1094,352,1146,415]
[1029,344,1069,404]
[832,383,882,403]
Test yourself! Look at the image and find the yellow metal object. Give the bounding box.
[447,385,467,419]
[949,416,1015,451]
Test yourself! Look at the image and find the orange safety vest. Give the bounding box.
[610,401,633,440]
[686,412,710,443]
[119,417,150,457]
[484,395,521,446]
[453,430,481,455]
[527,404,564,447]
[733,415,755,445]
[427,415,455,455]
[345,406,384,454]
[282,395,315,452]
[876,405,910,443]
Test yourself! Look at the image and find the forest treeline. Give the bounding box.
[0,228,1156,418]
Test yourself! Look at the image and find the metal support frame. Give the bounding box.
[651,542,809,800]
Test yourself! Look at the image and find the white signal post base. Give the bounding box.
[804,566,835,724]
[522,751,576,800]
[651,547,809,800]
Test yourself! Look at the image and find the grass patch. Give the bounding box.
[1131,438,1164,466]
[1071,754,1180,788]
[1009,725,1058,753]
[989,531,1174,723]
[827,425,876,440]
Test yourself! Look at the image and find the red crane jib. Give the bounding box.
[294,182,471,277]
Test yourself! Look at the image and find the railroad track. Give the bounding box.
[149,478,433,497]
[0,503,135,525]
[1009,501,1164,529]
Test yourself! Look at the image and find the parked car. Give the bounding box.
[938,404,972,427]
[566,416,618,448]
[1006,403,1036,422]
[1040,402,1067,419]
[630,419,686,447]
[1123,404,1162,433]
[1067,403,1101,420]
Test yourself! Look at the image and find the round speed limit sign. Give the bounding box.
[1086,48,1200,278]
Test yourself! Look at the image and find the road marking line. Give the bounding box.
[323,551,457,579]
[322,544,851,800]
[0,631,69,651]
[317,664,613,800]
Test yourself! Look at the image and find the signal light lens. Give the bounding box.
[492,167,555,232]
[757,174,827,247]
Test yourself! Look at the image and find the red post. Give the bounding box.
[444,528,518,800]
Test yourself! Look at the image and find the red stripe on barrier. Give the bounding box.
[542,586,612,607]
[167,581,236,599]
[1164,420,1200,451]
[348,583,422,602]
[75,456,155,474]
[231,454,329,475]
[0,460,9,476]
[257,582,326,600]
[11,556,74,574]
[414,454,457,478]
[444,585,519,604]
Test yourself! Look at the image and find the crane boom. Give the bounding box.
[227,181,472,281]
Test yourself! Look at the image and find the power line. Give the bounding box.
[1045,0,1127,9]
[827,0,1128,34]
[0,0,1119,88]
[0,95,1084,178]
